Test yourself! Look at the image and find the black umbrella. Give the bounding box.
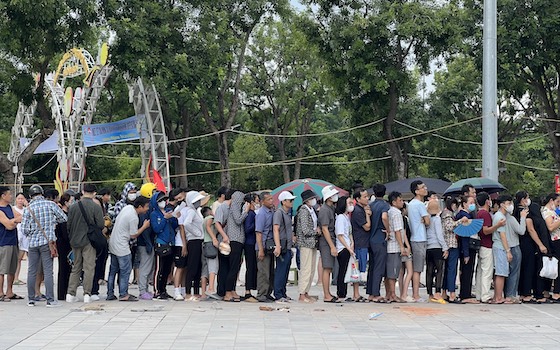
[444,177,507,196]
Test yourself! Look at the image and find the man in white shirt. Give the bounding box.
[107,196,151,301]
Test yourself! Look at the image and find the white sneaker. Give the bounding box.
[174,294,185,301]
[84,294,91,303]
[90,294,100,302]
[66,294,78,303]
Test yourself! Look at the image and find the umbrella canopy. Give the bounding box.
[382,177,451,198]
[444,177,506,196]
[271,178,349,210]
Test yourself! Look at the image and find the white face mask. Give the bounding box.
[308,198,317,207]
[506,204,514,214]
[127,193,137,201]
[526,198,531,207]
[347,205,355,213]
[331,194,339,202]
[254,203,261,211]
[158,201,166,209]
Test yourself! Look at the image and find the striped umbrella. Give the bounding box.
[271,178,349,210]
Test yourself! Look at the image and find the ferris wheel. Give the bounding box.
[8,45,171,193]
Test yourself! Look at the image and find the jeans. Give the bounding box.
[505,245,522,298]
[444,247,459,293]
[107,254,132,298]
[355,247,368,273]
[274,249,293,299]
[27,244,55,302]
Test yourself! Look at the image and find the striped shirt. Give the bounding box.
[387,206,404,253]
[22,196,67,248]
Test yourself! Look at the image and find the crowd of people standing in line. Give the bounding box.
[1,179,560,307]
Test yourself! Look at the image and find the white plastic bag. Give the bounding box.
[539,256,559,280]
[344,256,361,283]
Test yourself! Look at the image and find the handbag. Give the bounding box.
[540,256,559,280]
[344,255,361,283]
[203,241,218,259]
[265,238,287,254]
[469,238,481,251]
[67,250,75,266]
[78,202,107,253]
[155,243,172,257]
[29,208,58,258]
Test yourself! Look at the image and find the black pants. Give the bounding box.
[426,248,444,295]
[244,244,258,291]
[366,242,387,297]
[459,248,477,299]
[92,246,108,295]
[217,252,229,297]
[184,239,203,295]
[155,253,174,295]
[518,235,537,297]
[552,240,560,294]
[226,242,244,292]
[57,245,72,300]
[336,248,351,299]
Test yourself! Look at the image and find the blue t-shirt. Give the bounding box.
[369,199,390,244]
[0,205,17,247]
[255,207,274,250]
[408,199,429,242]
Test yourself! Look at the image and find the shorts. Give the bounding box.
[493,246,509,277]
[18,230,28,252]
[386,253,401,279]
[401,254,412,263]
[0,245,19,275]
[201,254,218,278]
[173,246,187,268]
[411,241,427,273]
[318,237,336,269]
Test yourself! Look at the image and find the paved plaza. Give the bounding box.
[1,261,560,349]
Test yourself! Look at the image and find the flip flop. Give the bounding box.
[0,295,11,302]
[7,294,23,300]
[371,298,388,304]
[448,298,464,304]
[119,295,138,302]
[354,296,366,302]
[323,297,339,303]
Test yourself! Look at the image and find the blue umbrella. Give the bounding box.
[453,219,484,237]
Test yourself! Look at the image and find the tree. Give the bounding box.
[243,15,329,183]
[0,0,98,187]
[304,0,464,180]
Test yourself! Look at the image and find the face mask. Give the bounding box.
[308,198,317,207]
[127,193,137,201]
[347,205,355,213]
[254,203,261,211]
[331,194,339,202]
[526,198,531,207]
[468,204,476,212]
[158,201,166,209]
[506,204,514,214]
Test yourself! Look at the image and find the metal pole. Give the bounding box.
[482,0,498,180]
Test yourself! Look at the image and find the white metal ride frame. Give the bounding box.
[130,77,171,191]
[7,48,170,192]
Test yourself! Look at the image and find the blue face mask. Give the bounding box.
[468,204,476,212]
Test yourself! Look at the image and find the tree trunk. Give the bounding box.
[174,141,188,188]
[273,137,290,183]
[384,83,407,180]
[217,132,231,187]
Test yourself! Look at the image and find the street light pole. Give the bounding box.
[482,0,498,180]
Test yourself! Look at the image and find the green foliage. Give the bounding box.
[229,135,273,191]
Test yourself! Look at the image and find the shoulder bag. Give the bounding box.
[78,201,107,253]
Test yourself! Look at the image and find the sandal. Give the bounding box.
[7,294,23,300]
[370,298,388,304]
[353,296,366,302]
[119,295,138,302]
[323,297,340,303]
[0,295,11,302]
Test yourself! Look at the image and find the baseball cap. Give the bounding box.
[321,185,339,201]
[278,191,296,202]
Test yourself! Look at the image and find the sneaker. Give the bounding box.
[154,293,170,300]
[174,294,185,301]
[46,300,62,308]
[27,300,35,307]
[35,294,47,301]
[84,295,91,303]
[106,295,117,301]
[90,294,100,302]
[66,294,79,303]
[139,292,153,300]
[275,297,289,304]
